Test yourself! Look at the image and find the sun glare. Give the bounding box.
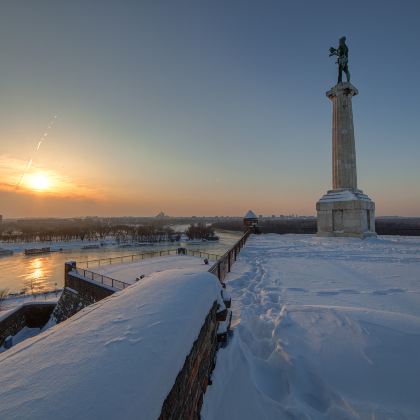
[28,173,51,191]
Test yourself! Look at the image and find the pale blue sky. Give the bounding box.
[0,0,419,216]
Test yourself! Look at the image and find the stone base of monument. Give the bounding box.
[316,189,376,238]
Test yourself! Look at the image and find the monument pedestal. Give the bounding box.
[316,189,376,238]
[317,82,376,238]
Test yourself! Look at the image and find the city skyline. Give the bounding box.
[1,1,419,217]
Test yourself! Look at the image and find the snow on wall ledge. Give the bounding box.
[0,269,223,420]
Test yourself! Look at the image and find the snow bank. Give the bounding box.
[202,234,420,419]
[0,269,223,419]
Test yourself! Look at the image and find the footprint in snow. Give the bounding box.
[287,287,307,292]
[129,337,143,345]
[337,289,360,294]
[372,288,405,295]
[104,337,126,347]
[317,291,340,296]
[112,317,128,324]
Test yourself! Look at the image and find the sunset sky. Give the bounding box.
[1,0,419,217]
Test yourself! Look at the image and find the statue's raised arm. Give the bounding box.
[329,36,350,84]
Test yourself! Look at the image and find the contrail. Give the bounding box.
[16,116,57,189]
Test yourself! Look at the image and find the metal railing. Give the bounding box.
[208,230,251,284]
[72,248,222,291]
[77,249,221,269]
[73,267,131,290]
[70,231,250,292]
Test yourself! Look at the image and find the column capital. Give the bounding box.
[326,82,358,100]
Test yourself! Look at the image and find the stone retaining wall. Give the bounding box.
[54,261,116,323]
[0,303,55,347]
[50,287,96,324]
[65,262,114,302]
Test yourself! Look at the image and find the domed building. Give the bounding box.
[243,210,258,230]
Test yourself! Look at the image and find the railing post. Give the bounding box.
[64,261,76,288]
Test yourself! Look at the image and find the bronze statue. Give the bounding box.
[329,36,350,84]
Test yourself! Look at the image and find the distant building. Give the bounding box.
[243,210,258,229]
[155,211,169,219]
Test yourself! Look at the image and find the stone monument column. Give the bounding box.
[316,82,376,238]
[328,83,358,190]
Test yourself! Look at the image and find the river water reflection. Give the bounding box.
[0,230,241,294]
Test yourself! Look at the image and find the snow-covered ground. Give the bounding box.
[202,234,420,420]
[0,269,224,419]
[89,254,215,285]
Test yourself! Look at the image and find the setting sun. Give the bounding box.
[28,173,51,191]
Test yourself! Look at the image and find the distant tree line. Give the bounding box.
[0,220,180,243]
[186,222,215,240]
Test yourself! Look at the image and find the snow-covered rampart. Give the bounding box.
[0,269,224,419]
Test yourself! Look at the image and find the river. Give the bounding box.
[0,229,242,294]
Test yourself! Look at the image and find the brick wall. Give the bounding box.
[159,301,227,420]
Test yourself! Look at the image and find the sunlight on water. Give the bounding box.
[22,258,52,293]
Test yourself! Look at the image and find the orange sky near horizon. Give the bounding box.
[0,149,419,218]
[1,122,419,218]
